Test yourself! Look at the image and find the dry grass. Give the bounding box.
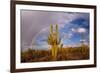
[21,46,89,63]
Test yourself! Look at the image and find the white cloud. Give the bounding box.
[63,44,82,48]
[62,32,73,39]
[84,42,89,46]
[32,45,48,50]
[71,28,76,32]
[78,28,86,33]
[80,39,86,42]
[59,24,65,28]
[80,39,89,46]
[71,27,86,33]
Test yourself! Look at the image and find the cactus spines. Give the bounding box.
[47,24,62,60]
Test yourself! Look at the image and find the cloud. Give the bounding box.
[71,27,86,33]
[80,39,86,42]
[21,10,89,51]
[62,32,72,39]
[78,28,87,33]
[84,42,89,46]
[63,43,82,48]
[32,45,49,50]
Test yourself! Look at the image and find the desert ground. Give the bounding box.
[21,45,89,63]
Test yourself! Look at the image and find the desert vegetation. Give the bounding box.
[21,45,89,63]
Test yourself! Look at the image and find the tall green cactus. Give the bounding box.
[47,24,62,60]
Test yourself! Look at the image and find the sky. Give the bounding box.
[21,10,90,51]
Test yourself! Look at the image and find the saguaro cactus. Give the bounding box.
[47,24,62,60]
